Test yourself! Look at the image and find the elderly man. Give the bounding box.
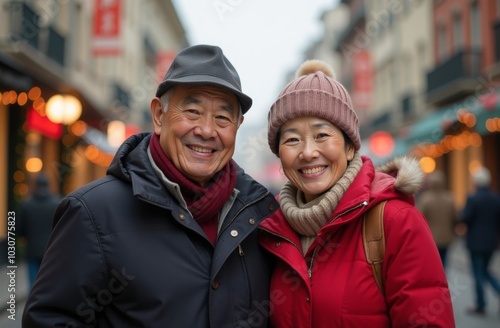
[22,44,279,327]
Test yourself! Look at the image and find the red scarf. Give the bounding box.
[149,134,237,244]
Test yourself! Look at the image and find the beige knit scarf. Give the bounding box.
[280,152,363,255]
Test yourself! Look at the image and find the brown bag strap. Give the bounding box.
[363,201,387,296]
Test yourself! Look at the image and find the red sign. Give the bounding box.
[479,92,498,112]
[92,0,122,55]
[353,51,373,110]
[125,124,141,138]
[156,51,176,83]
[369,131,394,157]
[26,107,63,140]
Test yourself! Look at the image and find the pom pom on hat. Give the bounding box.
[296,59,336,80]
[267,59,360,156]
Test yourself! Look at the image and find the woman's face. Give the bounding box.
[278,116,355,203]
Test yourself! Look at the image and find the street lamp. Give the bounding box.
[44,94,83,194]
[45,94,82,125]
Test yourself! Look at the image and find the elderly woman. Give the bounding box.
[259,60,455,327]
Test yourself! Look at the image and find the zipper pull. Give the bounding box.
[238,244,244,256]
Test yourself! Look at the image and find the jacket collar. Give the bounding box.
[107,133,178,209]
[260,155,424,236]
[106,132,272,210]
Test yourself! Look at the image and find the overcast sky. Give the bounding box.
[171,0,337,124]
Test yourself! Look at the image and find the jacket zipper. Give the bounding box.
[307,201,368,282]
[263,201,369,257]
[238,244,252,309]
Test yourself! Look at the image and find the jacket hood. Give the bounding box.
[107,132,152,182]
[334,155,424,218]
[374,156,424,196]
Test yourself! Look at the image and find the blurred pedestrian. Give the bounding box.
[18,172,59,289]
[259,59,455,327]
[22,44,279,327]
[417,170,459,269]
[461,167,500,315]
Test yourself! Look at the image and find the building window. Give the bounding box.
[453,13,463,51]
[470,1,481,49]
[438,24,447,62]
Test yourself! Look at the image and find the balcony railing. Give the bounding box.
[6,1,66,68]
[426,49,481,99]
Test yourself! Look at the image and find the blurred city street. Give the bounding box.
[0,237,499,327]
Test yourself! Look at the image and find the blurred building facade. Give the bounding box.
[0,0,187,237]
[306,0,500,208]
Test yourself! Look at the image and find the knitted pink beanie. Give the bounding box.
[267,60,360,156]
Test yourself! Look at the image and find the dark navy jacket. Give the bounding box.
[18,192,59,260]
[22,133,278,327]
[462,186,500,252]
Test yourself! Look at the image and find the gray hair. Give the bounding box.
[472,167,491,187]
[160,89,173,113]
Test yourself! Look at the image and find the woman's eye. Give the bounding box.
[316,133,329,139]
[284,137,299,143]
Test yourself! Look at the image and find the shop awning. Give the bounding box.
[473,99,500,135]
[403,108,459,147]
[82,127,118,154]
[401,90,500,148]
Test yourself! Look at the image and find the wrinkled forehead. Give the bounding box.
[171,84,239,110]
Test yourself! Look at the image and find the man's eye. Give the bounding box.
[215,115,231,122]
[182,109,202,118]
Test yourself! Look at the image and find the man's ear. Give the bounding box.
[237,115,244,128]
[150,98,163,135]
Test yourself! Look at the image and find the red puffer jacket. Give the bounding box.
[259,156,455,328]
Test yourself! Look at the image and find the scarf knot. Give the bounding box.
[149,134,237,244]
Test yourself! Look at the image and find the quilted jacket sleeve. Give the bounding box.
[383,200,455,328]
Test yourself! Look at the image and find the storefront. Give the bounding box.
[399,91,500,207]
[0,58,114,239]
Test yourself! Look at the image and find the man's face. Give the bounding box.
[151,85,243,186]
